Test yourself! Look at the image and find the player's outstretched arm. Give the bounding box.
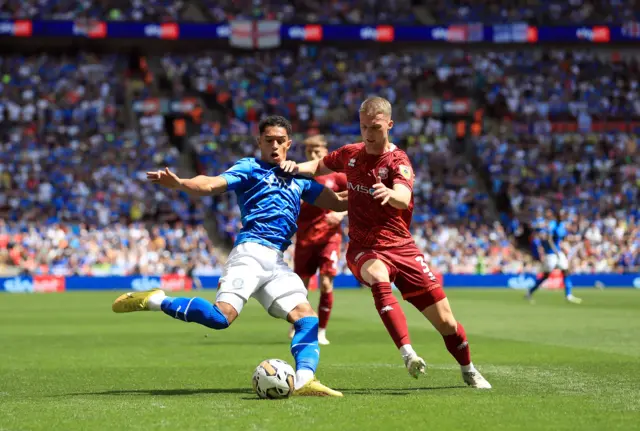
[280,159,334,177]
[147,167,228,196]
[312,188,348,212]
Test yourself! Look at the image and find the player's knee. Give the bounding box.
[214,301,238,326]
[434,318,457,336]
[319,276,334,293]
[361,259,390,285]
[422,298,457,335]
[287,302,316,323]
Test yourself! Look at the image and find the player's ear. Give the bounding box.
[284,139,292,150]
[387,119,394,130]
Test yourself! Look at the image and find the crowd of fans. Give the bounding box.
[0,44,638,277]
[2,0,639,25]
[0,0,186,22]
[0,221,223,276]
[431,0,640,24]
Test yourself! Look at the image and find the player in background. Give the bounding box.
[526,210,582,304]
[289,135,347,345]
[281,97,491,389]
[112,116,345,397]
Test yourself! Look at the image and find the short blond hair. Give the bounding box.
[359,96,392,118]
[303,135,327,147]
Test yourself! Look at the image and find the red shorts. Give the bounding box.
[346,241,446,311]
[294,234,341,278]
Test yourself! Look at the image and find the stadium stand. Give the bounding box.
[0,8,637,276]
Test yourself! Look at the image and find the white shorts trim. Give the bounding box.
[216,242,309,319]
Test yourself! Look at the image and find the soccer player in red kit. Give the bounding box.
[289,135,347,345]
[281,97,491,388]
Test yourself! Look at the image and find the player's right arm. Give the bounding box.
[146,167,228,196]
[148,159,252,196]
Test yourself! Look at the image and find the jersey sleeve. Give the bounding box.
[219,158,253,192]
[322,146,349,173]
[334,173,348,191]
[300,178,324,204]
[391,153,414,192]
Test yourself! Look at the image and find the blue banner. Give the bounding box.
[1,273,638,292]
[1,20,640,43]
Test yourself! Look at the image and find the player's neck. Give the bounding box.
[364,141,393,156]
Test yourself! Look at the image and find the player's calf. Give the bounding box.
[160,295,234,329]
[287,303,321,389]
[359,259,424,376]
[112,289,234,329]
[420,297,491,388]
[317,275,334,345]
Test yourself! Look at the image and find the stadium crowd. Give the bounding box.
[0,44,638,277]
[2,0,639,24]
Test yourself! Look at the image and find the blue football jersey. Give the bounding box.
[220,157,324,251]
[532,228,555,256]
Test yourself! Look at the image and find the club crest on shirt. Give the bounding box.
[378,167,388,180]
[398,165,412,180]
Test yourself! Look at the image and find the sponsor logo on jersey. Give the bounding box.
[347,182,374,195]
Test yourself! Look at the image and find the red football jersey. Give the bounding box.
[323,143,414,249]
[296,172,347,247]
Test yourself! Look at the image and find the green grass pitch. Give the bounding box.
[1,288,639,430]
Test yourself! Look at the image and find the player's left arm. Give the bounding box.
[372,158,414,210]
[325,173,349,224]
[301,179,348,212]
[310,188,348,212]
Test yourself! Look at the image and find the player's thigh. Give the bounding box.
[345,244,395,286]
[293,244,320,280]
[216,245,265,315]
[543,254,558,272]
[557,252,569,271]
[318,237,341,278]
[391,244,447,312]
[254,269,311,321]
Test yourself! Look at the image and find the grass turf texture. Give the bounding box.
[1,288,639,431]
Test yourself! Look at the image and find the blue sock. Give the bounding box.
[160,297,229,330]
[528,273,549,296]
[563,273,573,297]
[290,316,320,373]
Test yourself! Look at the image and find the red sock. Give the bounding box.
[318,291,333,329]
[442,322,471,366]
[371,282,411,348]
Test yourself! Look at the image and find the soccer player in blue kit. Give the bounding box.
[112,116,345,397]
[526,210,582,304]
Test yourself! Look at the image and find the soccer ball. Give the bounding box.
[252,359,295,399]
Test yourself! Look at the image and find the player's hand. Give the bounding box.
[279,160,299,174]
[146,167,182,189]
[372,178,392,206]
[325,211,344,226]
